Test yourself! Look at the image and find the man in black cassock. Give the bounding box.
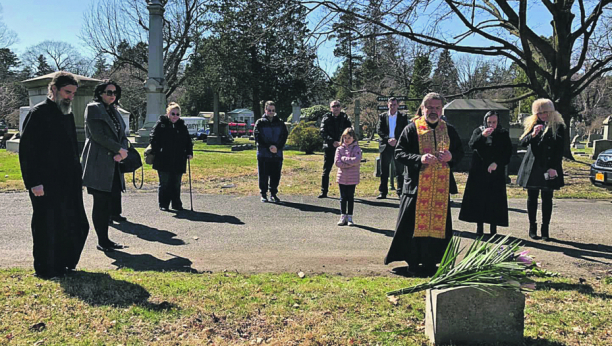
[384,92,463,277]
[19,72,89,279]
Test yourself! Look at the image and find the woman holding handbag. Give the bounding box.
[150,102,193,211]
[81,80,128,252]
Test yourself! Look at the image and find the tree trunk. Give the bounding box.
[555,97,575,160]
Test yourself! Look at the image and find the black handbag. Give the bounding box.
[119,144,143,173]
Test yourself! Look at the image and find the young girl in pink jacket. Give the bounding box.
[335,127,362,226]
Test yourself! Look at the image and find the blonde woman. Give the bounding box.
[516,99,566,241]
[149,102,194,211]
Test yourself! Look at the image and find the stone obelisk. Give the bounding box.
[136,0,166,144]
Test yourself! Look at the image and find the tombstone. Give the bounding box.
[603,116,612,140]
[425,287,525,345]
[291,101,301,123]
[592,140,612,159]
[569,117,577,140]
[571,135,585,149]
[18,106,30,133]
[587,132,603,148]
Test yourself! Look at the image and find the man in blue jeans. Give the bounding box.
[254,101,288,203]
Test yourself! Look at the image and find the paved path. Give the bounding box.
[1,192,610,278]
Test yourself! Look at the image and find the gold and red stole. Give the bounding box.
[414,116,451,239]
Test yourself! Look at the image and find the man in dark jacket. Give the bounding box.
[254,101,288,203]
[319,100,352,198]
[376,97,410,199]
[19,71,90,279]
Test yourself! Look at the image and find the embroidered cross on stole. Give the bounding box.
[414,116,451,239]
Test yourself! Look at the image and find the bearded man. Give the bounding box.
[384,92,463,277]
[19,71,90,279]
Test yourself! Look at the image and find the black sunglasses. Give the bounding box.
[170,112,180,116]
[104,90,119,96]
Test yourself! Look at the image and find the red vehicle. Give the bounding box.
[228,122,238,136]
[237,123,246,136]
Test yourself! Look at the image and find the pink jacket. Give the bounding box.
[335,142,362,185]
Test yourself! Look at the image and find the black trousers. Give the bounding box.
[527,189,554,225]
[158,171,183,209]
[379,145,404,195]
[339,184,356,215]
[111,180,122,216]
[321,149,335,193]
[258,159,282,196]
[88,169,122,246]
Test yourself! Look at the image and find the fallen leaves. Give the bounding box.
[387,295,399,306]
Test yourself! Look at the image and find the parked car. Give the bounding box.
[196,127,209,140]
[590,149,612,190]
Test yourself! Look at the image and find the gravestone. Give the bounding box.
[587,132,603,148]
[425,286,525,345]
[603,116,612,140]
[291,101,301,123]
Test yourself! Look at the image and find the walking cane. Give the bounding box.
[188,157,194,211]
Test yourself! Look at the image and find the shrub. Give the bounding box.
[288,121,323,154]
[300,105,328,123]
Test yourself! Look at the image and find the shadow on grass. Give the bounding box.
[353,224,394,237]
[61,271,177,311]
[535,281,612,299]
[192,149,235,154]
[454,231,612,265]
[524,338,567,346]
[355,198,399,208]
[105,250,198,273]
[172,210,244,224]
[275,200,340,214]
[111,221,185,245]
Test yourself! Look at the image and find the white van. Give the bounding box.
[181,117,207,137]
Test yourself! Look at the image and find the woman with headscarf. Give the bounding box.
[150,102,193,211]
[516,99,566,241]
[81,80,128,252]
[459,111,513,236]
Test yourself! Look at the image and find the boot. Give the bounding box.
[528,223,539,240]
[541,224,550,241]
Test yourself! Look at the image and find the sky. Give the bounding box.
[1,0,556,76]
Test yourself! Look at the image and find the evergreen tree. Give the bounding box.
[431,49,459,97]
[35,55,54,76]
[408,54,432,112]
[93,56,108,78]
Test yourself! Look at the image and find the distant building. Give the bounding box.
[227,108,255,126]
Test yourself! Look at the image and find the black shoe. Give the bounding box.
[270,195,280,203]
[318,192,327,198]
[160,207,170,211]
[528,223,539,240]
[261,195,268,203]
[173,206,184,211]
[389,266,416,277]
[376,193,387,199]
[97,242,125,252]
[110,215,127,222]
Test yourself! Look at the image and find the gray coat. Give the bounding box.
[81,102,128,192]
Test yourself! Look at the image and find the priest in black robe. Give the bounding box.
[19,72,89,279]
[384,92,463,277]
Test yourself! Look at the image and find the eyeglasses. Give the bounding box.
[170,112,180,116]
[104,90,118,96]
[331,104,341,108]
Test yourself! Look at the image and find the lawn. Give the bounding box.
[1,269,611,346]
[2,137,611,199]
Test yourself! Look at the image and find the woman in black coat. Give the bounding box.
[81,80,128,252]
[459,111,512,236]
[516,99,565,241]
[150,102,194,211]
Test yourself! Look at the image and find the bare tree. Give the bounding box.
[304,0,612,158]
[80,0,210,97]
[0,5,17,49]
[22,41,93,76]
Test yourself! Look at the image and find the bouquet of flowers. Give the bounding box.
[387,235,539,296]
